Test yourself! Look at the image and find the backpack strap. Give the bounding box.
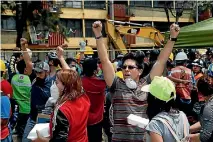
[180,112,188,138]
[154,117,181,142]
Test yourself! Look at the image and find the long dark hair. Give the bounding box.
[146,92,177,120]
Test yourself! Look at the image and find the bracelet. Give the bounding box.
[169,37,177,42]
[95,35,103,39]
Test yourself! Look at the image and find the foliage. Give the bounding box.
[1,1,16,14]
[197,0,213,12]
[31,7,68,41]
[1,1,68,42]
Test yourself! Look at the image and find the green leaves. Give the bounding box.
[1,1,16,14]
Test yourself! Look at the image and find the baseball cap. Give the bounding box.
[141,76,176,102]
[34,62,50,73]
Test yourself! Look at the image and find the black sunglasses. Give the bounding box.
[122,65,138,70]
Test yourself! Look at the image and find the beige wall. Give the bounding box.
[1,31,17,45]
[1,37,108,50]
[60,8,107,19]
[65,37,108,48]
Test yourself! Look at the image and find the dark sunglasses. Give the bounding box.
[122,65,138,70]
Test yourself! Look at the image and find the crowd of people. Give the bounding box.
[1,21,213,142]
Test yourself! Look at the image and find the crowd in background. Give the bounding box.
[1,21,213,142]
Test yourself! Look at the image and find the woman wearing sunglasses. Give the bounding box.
[33,45,90,142]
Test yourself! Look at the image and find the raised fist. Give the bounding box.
[56,45,64,59]
[170,23,180,38]
[60,44,68,48]
[92,21,102,37]
[20,38,28,50]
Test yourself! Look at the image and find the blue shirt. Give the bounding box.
[1,94,11,119]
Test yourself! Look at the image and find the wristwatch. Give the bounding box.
[169,37,177,42]
[95,35,103,39]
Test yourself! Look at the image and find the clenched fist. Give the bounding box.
[20,38,28,50]
[170,23,180,38]
[60,43,68,48]
[92,21,102,37]
[56,44,67,59]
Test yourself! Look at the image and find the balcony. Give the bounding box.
[108,4,130,21]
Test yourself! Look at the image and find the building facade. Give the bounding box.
[1,0,194,60]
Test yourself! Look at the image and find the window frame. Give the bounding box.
[84,1,106,9]
[130,0,152,7]
[60,19,83,37]
[85,20,106,37]
[1,16,16,31]
[63,1,82,8]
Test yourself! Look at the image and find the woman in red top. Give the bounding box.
[33,45,90,142]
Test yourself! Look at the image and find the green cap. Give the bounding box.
[141,76,176,102]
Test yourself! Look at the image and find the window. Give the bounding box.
[176,1,194,9]
[1,16,16,30]
[63,0,82,8]
[154,22,170,32]
[130,0,151,7]
[85,20,106,37]
[154,1,172,8]
[84,1,106,9]
[60,19,83,37]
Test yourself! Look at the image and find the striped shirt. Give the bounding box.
[110,75,151,142]
[200,96,213,142]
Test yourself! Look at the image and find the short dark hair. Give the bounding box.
[49,58,60,67]
[197,77,213,96]
[82,58,97,77]
[66,58,77,65]
[122,52,144,69]
[176,60,187,66]
[150,50,160,62]
[16,59,26,74]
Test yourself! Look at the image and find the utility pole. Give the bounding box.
[196,0,199,23]
[109,0,115,60]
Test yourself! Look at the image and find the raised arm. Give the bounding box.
[167,76,191,84]
[92,21,115,87]
[20,38,33,75]
[150,24,180,80]
[56,44,70,70]
[79,41,86,60]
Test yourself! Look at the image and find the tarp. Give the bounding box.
[165,18,213,48]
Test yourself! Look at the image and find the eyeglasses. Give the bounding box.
[122,65,138,70]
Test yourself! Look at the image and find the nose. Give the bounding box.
[124,66,129,71]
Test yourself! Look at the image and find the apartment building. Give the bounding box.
[1,0,194,60]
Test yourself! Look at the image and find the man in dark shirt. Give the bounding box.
[22,62,51,142]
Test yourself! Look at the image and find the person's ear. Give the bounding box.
[139,69,143,76]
